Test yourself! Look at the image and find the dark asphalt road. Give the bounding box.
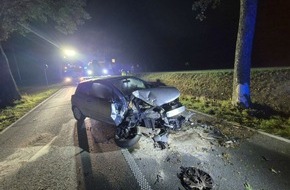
[0,86,289,190]
[0,87,78,189]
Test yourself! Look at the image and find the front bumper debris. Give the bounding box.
[166,106,185,117]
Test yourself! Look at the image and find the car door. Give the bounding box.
[73,82,93,117]
[88,82,115,124]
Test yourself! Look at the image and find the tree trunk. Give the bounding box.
[232,0,258,108]
[0,42,21,108]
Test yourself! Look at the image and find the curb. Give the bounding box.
[188,109,290,144]
[0,88,63,135]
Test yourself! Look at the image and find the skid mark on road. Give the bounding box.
[25,133,54,147]
[29,136,57,162]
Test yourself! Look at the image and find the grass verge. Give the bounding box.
[0,87,60,132]
[180,95,290,139]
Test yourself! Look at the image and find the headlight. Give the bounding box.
[102,69,108,74]
[87,70,93,75]
[64,77,72,82]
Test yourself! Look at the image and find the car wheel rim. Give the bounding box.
[178,167,214,190]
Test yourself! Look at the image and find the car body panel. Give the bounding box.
[166,105,185,117]
[132,87,180,106]
[71,77,133,125]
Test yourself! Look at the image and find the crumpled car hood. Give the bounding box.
[132,87,180,106]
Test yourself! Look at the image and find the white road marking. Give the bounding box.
[121,149,153,190]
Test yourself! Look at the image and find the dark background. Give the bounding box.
[4,0,290,85]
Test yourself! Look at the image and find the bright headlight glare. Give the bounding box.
[64,77,72,82]
[87,70,93,75]
[102,69,108,74]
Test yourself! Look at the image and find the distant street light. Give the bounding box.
[112,58,116,63]
[63,48,76,58]
[44,64,48,86]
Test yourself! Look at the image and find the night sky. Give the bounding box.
[4,0,290,84]
[69,0,240,71]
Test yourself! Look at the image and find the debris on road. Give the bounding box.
[270,168,279,174]
[244,182,253,190]
[154,171,164,184]
[154,141,168,150]
[178,166,213,190]
[130,111,289,190]
[190,121,241,149]
[138,110,252,152]
[261,156,270,161]
[191,113,255,142]
[221,152,231,161]
[218,138,240,148]
[165,151,182,164]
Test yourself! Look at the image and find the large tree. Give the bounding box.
[193,0,258,108]
[0,0,90,108]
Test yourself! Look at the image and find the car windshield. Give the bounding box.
[110,77,148,96]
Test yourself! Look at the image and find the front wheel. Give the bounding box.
[115,125,141,148]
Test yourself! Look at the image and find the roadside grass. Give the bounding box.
[0,87,60,132]
[180,95,290,139]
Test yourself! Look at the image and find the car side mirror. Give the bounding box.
[92,83,113,100]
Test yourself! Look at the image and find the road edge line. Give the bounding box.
[121,149,153,190]
[0,88,64,135]
[188,109,290,144]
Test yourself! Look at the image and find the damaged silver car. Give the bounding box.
[71,76,191,148]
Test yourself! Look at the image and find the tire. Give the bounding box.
[115,126,141,148]
[72,106,85,121]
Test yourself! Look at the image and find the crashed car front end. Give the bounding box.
[132,87,186,130]
[113,86,192,148]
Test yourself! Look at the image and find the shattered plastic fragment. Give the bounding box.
[270,168,278,174]
[154,141,168,150]
[261,156,270,161]
[154,172,164,184]
[222,152,231,161]
[244,182,253,190]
